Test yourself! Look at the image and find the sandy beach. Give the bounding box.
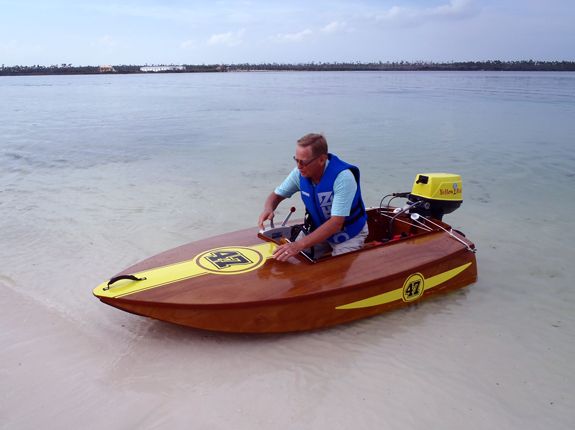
[1,72,574,429]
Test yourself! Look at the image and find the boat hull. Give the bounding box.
[94,217,477,333]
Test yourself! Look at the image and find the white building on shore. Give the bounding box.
[99,65,116,73]
[140,65,185,72]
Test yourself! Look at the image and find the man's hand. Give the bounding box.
[273,240,305,261]
[272,216,345,261]
[258,193,285,230]
[258,208,275,231]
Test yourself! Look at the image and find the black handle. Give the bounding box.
[104,275,147,290]
[416,175,429,184]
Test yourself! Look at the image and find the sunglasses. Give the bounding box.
[293,155,320,167]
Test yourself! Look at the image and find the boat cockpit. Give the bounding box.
[258,173,474,262]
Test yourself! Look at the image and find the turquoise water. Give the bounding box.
[2,71,573,205]
[1,71,574,429]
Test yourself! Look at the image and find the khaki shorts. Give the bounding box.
[297,223,369,258]
[330,223,369,256]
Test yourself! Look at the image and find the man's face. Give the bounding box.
[294,146,325,178]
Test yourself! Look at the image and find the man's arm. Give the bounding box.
[259,167,300,230]
[273,216,345,261]
[258,192,286,230]
[292,216,345,249]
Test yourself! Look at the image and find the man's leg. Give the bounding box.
[330,223,369,256]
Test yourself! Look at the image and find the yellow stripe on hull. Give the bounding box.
[93,242,277,299]
[335,262,472,310]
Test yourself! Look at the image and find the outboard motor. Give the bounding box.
[407,173,462,221]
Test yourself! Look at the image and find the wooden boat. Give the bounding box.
[93,174,477,333]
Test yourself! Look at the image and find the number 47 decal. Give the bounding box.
[402,273,425,302]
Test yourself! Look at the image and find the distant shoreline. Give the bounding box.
[2,61,574,76]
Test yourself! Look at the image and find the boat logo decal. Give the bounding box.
[196,247,266,275]
[93,242,277,298]
[318,191,334,218]
[402,273,425,302]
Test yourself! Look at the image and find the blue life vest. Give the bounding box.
[299,154,367,244]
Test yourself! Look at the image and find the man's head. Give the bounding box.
[297,133,328,157]
[294,133,328,180]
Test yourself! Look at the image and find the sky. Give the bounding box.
[0,0,574,66]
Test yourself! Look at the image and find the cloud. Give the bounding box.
[207,29,245,47]
[376,0,479,26]
[321,21,347,34]
[273,29,313,43]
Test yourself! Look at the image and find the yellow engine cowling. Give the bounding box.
[408,173,462,220]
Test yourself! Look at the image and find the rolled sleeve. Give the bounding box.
[274,167,301,198]
[331,170,357,217]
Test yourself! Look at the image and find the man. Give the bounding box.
[258,133,368,261]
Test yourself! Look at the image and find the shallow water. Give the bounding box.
[1,71,574,429]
